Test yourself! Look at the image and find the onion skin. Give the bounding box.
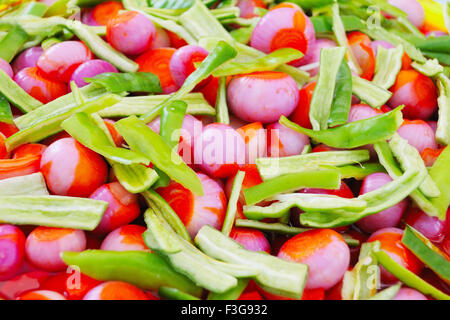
[297,39,337,76]
[106,11,155,56]
[25,227,86,272]
[356,173,407,234]
[267,120,309,157]
[70,59,118,87]
[37,41,93,83]
[169,45,209,88]
[389,70,438,120]
[89,182,141,235]
[278,229,350,290]
[368,227,423,283]
[40,138,108,197]
[227,72,299,124]
[194,123,246,178]
[0,224,26,281]
[250,4,315,66]
[0,58,13,78]
[230,227,271,253]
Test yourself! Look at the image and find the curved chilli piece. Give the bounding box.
[169,45,209,88]
[0,156,41,180]
[157,173,227,238]
[237,122,267,164]
[37,41,93,83]
[291,81,316,129]
[91,1,124,26]
[12,143,47,159]
[148,114,203,165]
[0,58,13,78]
[388,70,438,120]
[227,72,299,124]
[393,287,428,300]
[70,59,118,88]
[0,224,26,281]
[103,119,125,147]
[25,227,86,272]
[267,120,309,157]
[403,207,447,243]
[151,27,171,50]
[83,281,149,300]
[17,290,66,300]
[194,123,246,179]
[106,11,155,56]
[250,4,315,66]
[14,67,68,104]
[89,182,141,235]
[367,227,423,283]
[347,31,376,80]
[356,173,407,234]
[397,120,437,153]
[0,133,6,159]
[12,47,43,74]
[40,138,108,197]
[135,48,179,94]
[237,0,267,18]
[277,229,350,290]
[229,227,271,253]
[100,225,148,252]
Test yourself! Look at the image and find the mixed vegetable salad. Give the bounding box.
[0,0,449,301]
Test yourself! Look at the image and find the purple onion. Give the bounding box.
[388,0,425,28]
[169,45,209,87]
[0,58,13,78]
[267,121,309,157]
[11,47,43,74]
[370,40,395,56]
[70,59,118,87]
[397,120,437,153]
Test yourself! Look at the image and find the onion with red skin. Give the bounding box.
[14,67,68,103]
[397,120,437,153]
[250,4,315,66]
[278,229,350,290]
[227,72,299,124]
[194,123,246,179]
[0,225,26,281]
[151,27,171,50]
[229,227,271,253]
[388,0,425,28]
[83,281,149,300]
[81,8,99,27]
[106,11,155,56]
[403,207,447,243]
[135,48,179,94]
[89,182,141,235]
[36,41,92,83]
[393,287,427,300]
[169,45,210,88]
[70,59,118,87]
[40,138,108,197]
[0,271,49,300]
[356,173,407,233]
[25,227,86,272]
[297,39,337,76]
[157,173,227,238]
[236,122,267,164]
[367,227,423,283]
[17,289,66,300]
[0,58,13,78]
[420,147,444,167]
[236,0,266,19]
[12,143,47,159]
[100,225,148,252]
[388,70,438,120]
[347,31,376,80]
[267,120,309,157]
[290,82,315,129]
[40,272,101,300]
[11,47,43,74]
[348,104,384,122]
[148,114,203,165]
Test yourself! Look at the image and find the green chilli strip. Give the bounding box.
[309,47,346,131]
[0,173,48,196]
[158,287,200,301]
[372,45,404,90]
[436,74,450,146]
[412,59,444,77]
[0,93,13,124]
[0,195,107,230]
[85,72,162,94]
[352,75,392,109]
[61,250,202,297]
[368,284,401,300]
[115,116,203,196]
[215,77,230,124]
[0,24,28,62]
[243,170,341,206]
[235,219,312,236]
[222,170,245,236]
[374,250,450,300]
[207,279,250,301]
[328,60,353,127]
[280,106,403,149]
[429,146,450,220]
[0,69,42,113]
